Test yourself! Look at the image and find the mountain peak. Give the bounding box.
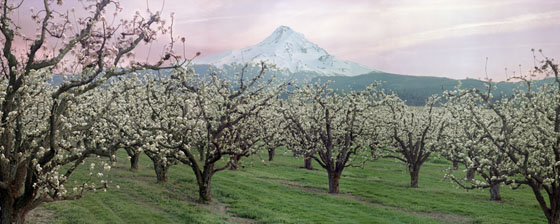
[274,25,294,34]
[259,25,305,46]
[195,26,376,77]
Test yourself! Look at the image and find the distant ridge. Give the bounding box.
[312,71,554,106]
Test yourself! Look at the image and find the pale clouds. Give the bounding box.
[367,10,560,54]
[21,0,560,80]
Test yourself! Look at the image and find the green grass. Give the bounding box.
[37,150,546,223]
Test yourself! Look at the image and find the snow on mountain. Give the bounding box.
[194,26,376,77]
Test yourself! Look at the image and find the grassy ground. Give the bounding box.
[32,150,546,224]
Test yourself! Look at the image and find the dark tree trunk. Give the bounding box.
[229,155,242,170]
[409,165,420,188]
[304,156,313,170]
[153,160,168,183]
[452,160,459,170]
[268,148,275,161]
[489,183,502,201]
[548,209,560,224]
[0,192,27,224]
[129,152,140,171]
[327,171,341,194]
[544,197,560,224]
[466,168,475,181]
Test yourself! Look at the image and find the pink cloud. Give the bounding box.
[17,0,560,81]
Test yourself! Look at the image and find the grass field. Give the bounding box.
[31,149,546,224]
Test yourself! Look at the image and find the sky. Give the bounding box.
[20,0,560,81]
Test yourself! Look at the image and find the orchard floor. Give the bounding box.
[34,150,546,224]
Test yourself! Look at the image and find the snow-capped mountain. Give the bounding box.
[195,26,376,77]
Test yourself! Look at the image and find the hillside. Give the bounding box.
[36,150,545,223]
[312,72,553,106]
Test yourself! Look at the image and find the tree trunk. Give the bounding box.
[268,148,275,161]
[197,164,215,202]
[409,165,420,188]
[548,209,560,224]
[304,156,313,170]
[489,183,502,201]
[328,171,341,194]
[229,155,241,170]
[452,160,459,170]
[466,168,475,181]
[198,175,212,202]
[0,193,27,224]
[544,196,560,224]
[129,152,140,171]
[199,148,204,161]
[153,160,168,183]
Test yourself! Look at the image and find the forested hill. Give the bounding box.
[312,72,553,106]
[50,67,552,106]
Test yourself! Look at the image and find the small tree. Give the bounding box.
[378,95,448,188]
[281,83,383,193]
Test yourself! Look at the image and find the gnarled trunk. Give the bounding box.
[153,160,168,183]
[268,148,275,161]
[304,156,313,170]
[409,165,420,188]
[327,171,341,194]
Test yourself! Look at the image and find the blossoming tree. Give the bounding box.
[123,63,284,202]
[377,95,448,188]
[280,83,383,193]
[442,93,515,200]
[444,58,560,223]
[0,0,180,222]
